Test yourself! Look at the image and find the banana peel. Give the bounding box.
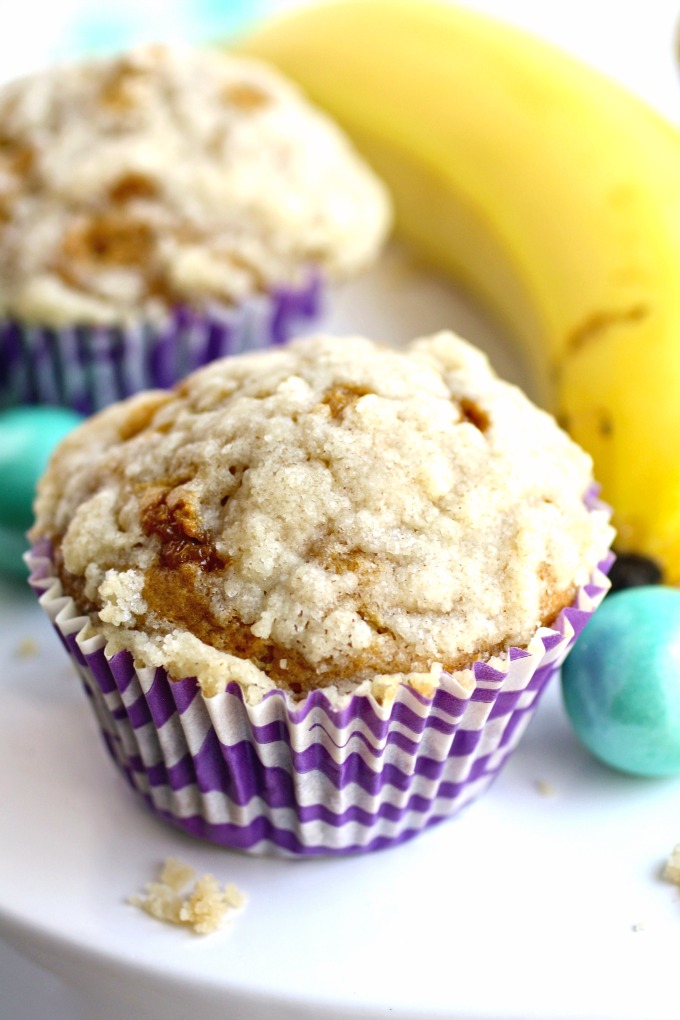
[236,0,680,582]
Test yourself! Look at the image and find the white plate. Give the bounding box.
[3,3,680,1017]
[2,245,680,1020]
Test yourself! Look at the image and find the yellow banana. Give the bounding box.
[236,0,680,582]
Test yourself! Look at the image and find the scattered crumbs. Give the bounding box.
[631,921,646,933]
[128,857,246,935]
[662,843,680,886]
[534,779,557,797]
[14,637,39,659]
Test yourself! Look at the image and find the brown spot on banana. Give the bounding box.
[597,410,614,437]
[556,407,613,439]
[566,303,650,352]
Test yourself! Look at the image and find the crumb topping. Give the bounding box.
[31,331,614,703]
[0,44,391,326]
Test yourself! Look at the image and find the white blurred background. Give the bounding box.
[0,0,678,121]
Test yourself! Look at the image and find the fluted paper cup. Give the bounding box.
[27,533,613,858]
[0,272,321,415]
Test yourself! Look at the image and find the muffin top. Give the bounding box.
[0,45,391,327]
[32,332,613,703]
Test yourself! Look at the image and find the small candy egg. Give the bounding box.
[561,586,680,777]
[0,406,83,578]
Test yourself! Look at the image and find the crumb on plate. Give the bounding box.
[663,843,680,886]
[534,779,557,797]
[14,636,39,659]
[129,857,246,934]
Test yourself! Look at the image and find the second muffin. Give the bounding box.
[0,45,391,412]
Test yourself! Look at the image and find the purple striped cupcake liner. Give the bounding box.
[26,529,614,858]
[0,271,322,415]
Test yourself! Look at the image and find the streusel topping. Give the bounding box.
[32,332,613,702]
[0,45,391,326]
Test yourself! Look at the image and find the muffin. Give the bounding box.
[28,332,614,855]
[0,45,390,413]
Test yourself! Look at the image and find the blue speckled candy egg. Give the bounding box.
[562,586,680,777]
[0,406,83,577]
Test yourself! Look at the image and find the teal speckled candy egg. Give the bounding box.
[562,586,680,777]
[0,406,83,578]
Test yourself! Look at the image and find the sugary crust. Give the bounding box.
[32,332,614,702]
[0,45,391,326]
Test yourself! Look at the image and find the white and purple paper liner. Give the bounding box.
[27,534,614,858]
[0,272,321,415]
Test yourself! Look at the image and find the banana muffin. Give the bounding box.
[0,45,390,411]
[28,332,614,854]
